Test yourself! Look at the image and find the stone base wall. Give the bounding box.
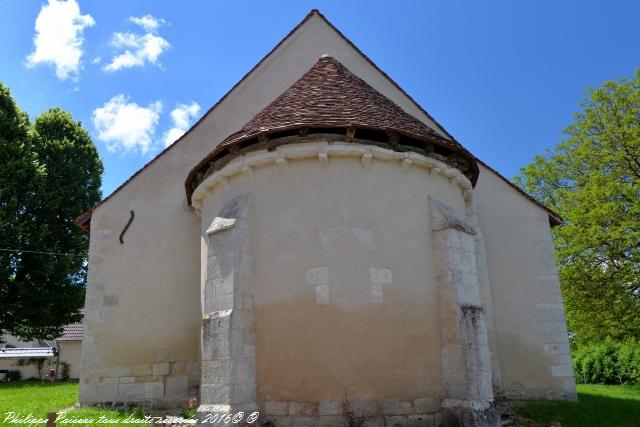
[497,387,577,402]
[80,360,200,408]
[260,398,441,427]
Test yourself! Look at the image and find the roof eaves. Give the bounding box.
[475,158,562,226]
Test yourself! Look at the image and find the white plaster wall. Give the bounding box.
[0,335,56,380]
[59,341,82,379]
[198,147,468,404]
[0,350,79,380]
[474,164,576,399]
[80,11,574,405]
[0,359,50,380]
[80,14,459,404]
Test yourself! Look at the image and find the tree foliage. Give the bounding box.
[515,71,640,345]
[0,82,103,340]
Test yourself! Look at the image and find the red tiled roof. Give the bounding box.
[185,56,479,202]
[56,323,83,341]
[224,56,458,148]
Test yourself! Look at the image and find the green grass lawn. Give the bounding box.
[0,380,142,425]
[517,384,640,427]
[2,381,640,426]
[0,380,78,419]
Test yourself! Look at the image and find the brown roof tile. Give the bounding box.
[185,56,479,202]
[56,323,83,341]
[224,56,458,148]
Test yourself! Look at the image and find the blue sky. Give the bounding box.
[1,1,638,197]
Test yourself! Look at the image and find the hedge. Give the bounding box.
[573,339,640,384]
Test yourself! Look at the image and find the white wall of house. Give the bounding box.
[0,358,53,380]
[0,349,82,380]
[58,341,82,379]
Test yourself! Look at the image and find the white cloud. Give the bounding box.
[129,15,165,32]
[104,15,169,72]
[92,94,162,154]
[163,102,201,147]
[26,0,95,80]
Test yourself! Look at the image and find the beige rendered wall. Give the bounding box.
[0,342,82,380]
[59,341,82,379]
[79,14,467,406]
[80,10,575,408]
[0,335,55,380]
[197,147,468,406]
[0,359,52,380]
[474,164,576,400]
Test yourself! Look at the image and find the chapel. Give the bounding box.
[76,10,576,427]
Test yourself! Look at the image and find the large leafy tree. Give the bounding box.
[0,83,103,340]
[516,71,640,345]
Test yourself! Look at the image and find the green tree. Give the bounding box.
[516,71,640,345]
[0,83,103,340]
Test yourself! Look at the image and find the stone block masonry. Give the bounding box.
[190,141,474,216]
[198,195,258,421]
[306,227,391,306]
[533,220,578,400]
[429,197,500,426]
[80,358,200,407]
[261,399,443,426]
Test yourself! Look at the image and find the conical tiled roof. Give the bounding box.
[225,56,459,147]
[186,56,478,201]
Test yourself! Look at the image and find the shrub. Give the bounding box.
[573,339,640,384]
[6,370,21,382]
[60,361,71,380]
[617,340,640,384]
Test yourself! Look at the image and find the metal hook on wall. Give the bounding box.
[119,210,135,244]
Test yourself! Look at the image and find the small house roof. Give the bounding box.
[56,323,83,342]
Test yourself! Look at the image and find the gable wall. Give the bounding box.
[80,14,452,404]
[474,164,576,399]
